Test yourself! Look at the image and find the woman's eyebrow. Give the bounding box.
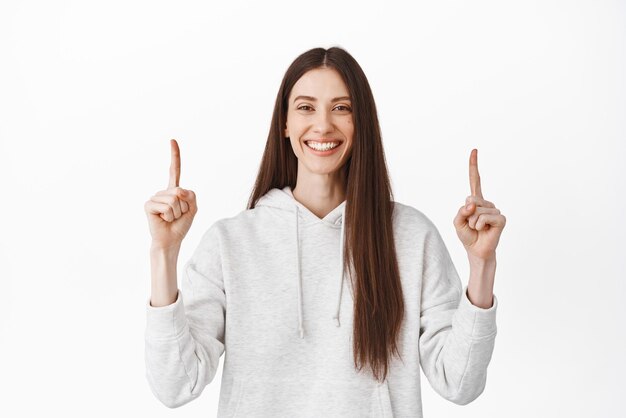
[293,95,351,103]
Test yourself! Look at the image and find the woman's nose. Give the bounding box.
[313,109,334,133]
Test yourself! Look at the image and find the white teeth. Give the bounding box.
[306,141,340,151]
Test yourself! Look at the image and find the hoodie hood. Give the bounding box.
[256,186,347,339]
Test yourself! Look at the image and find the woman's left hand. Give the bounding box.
[453,149,506,260]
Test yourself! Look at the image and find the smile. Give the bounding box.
[304,140,343,156]
[305,140,341,151]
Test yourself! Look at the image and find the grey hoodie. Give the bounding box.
[144,186,498,417]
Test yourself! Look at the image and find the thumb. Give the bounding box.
[453,202,476,230]
[176,188,196,212]
[174,189,190,213]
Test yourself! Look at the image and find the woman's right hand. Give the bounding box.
[144,139,198,250]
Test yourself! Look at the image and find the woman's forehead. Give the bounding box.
[290,68,350,101]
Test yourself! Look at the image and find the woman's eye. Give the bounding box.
[296,105,351,111]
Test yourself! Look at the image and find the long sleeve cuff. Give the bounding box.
[452,285,498,340]
[145,289,189,340]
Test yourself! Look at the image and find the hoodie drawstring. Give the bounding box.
[333,204,346,328]
[295,203,346,339]
[295,205,304,338]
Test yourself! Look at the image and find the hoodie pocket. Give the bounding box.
[228,375,391,417]
[372,380,394,418]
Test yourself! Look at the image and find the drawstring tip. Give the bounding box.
[299,328,304,338]
[334,317,340,327]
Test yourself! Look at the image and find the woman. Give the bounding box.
[144,47,506,417]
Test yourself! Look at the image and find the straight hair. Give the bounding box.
[247,46,404,383]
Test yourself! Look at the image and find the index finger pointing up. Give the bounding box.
[169,139,181,189]
[469,148,483,198]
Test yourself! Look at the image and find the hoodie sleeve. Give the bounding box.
[144,222,226,408]
[418,222,498,406]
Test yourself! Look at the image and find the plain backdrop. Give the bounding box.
[1,0,624,417]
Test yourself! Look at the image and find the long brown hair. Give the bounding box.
[246,46,404,383]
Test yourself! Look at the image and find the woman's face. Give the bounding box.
[284,67,354,177]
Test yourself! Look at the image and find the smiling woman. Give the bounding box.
[285,71,354,171]
[144,46,502,417]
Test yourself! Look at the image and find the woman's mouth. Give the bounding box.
[304,140,342,156]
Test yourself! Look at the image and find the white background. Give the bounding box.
[1,0,624,417]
